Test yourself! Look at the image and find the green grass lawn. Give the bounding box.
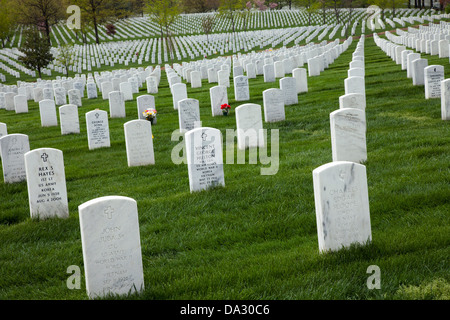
[0,34,449,300]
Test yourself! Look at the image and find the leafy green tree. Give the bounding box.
[368,0,389,19]
[342,0,363,36]
[19,28,53,78]
[218,0,241,33]
[71,0,113,44]
[330,0,342,23]
[201,15,216,45]
[145,0,181,62]
[14,0,65,45]
[0,0,17,48]
[54,43,75,77]
[182,0,217,12]
[295,0,315,25]
[312,0,331,25]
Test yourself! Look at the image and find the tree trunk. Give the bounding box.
[37,66,42,79]
[230,10,235,33]
[45,20,51,45]
[430,0,433,9]
[93,15,100,44]
[346,9,353,38]
[165,24,173,63]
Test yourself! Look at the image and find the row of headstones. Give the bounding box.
[54,12,426,297]
[180,37,372,253]
[173,40,320,85]
[0,40,371,301]
[390,28,450,58]
[39,26,372,295]
[0,134,146,298]
[374,33,450,120]
[0,65,160,116]
[0,49,35,78]
[168,62,309,120]
[332,36,367,165]
[307,37,353,77]
[315,35,372,256]
[50,7,412,45]
[55,25,328,74]
[170,36,350,102]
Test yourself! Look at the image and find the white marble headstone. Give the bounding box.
[263,64,275,83]
[87,83,98,99]
[313,161,372,253]
[234,75,250,101]
[68,89,82,107]
[208,68,218,83]
[344,76,365,97]
[292,68,308,93]
[172,83,187,110]
[86,110,111,150]
[124,120,155,167]
[190,71,202,88]
[33,87,44,103]
[185,127,225,193]
[280,77,298,106]
[210,85,228,117]
[441,79,450,120]
[79,196,145,299]
[137,95,155,120]
[339,93,366,111]
[0,134,30,183]
[42,88,53,101]
[39,100,58,127]
[24,148,69,219]
[178,98,201,133]
[262,88,285,123]
[120,82,133,101]
[406,52,421,78]
[14,95,28,114]
[59,104,80,135]
[218,70,230,87]
[101,82,113,100]
[146,76,158,94]
[411,58,428,86]
[0,93,5,109]
[4,92,16,111]
[109,91,126,118]
[235,103,265,150]
[308,58,321,77]
[330,108,367,163]
[274,61,285,78]
[401,50,413,70]
[424,65,444,99]
[54,87,67,106]
[0,122,7,138]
